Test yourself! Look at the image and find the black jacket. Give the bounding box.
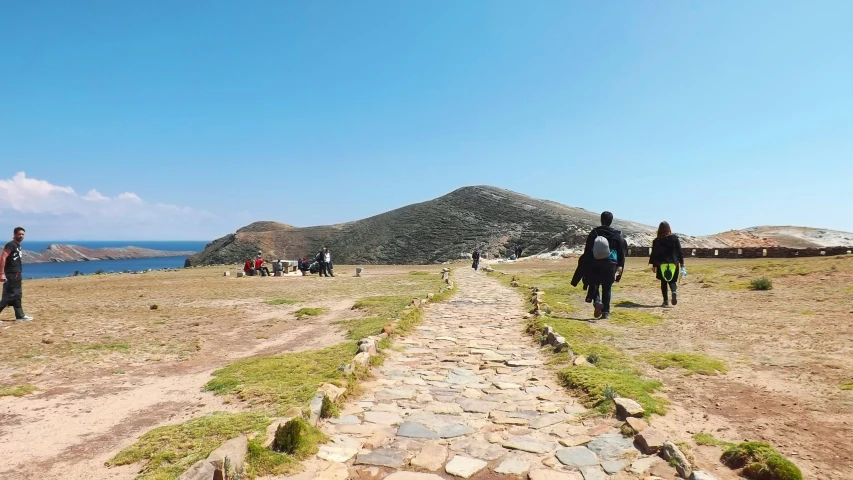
[649,235,684,266]
[583,226,626,267]
[472,250,480,260]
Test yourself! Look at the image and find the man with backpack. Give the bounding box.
[582,211,626,320]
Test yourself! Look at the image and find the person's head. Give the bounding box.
[657,221,672,239]
[323,247,329,252]
[600,211,613,226]
[13,227,25,243]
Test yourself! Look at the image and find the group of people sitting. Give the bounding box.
[243,252,271,276]
[243,247,336,277]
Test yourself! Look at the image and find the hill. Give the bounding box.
[23,244,195,264]
[186,186,657,266]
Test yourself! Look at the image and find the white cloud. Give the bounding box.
[0,172,219,240]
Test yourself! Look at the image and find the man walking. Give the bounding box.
[0,227,33,322]
[582,212,625,320]
[317,246,334,277]
[472,248,481,271]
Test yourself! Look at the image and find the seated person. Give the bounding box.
[298,257,310,275]
[255,255,270,276]
[244,259,256,276]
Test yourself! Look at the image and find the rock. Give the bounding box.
[528,469,584,480]
[559,435,593,447]
[236,271,244,277]
[494,454,532,475]
[455,398,498,413]
[530,413,570,429]
[317,445,358,463]
[625,417,647,433]
[649,462,679,479]
[207,435,248,477]
[354,352,371,366]
[318,383,346,402]
[411,442,448,471]
[308,392,325,426]
[355,267,363,277]
[601,459,630,474]
[579,466,607,480]
[375,388,416,401]
[383,473,445,480]
[451,437,507,460]
[363,411,404,426]
[613,398,645,418]
[635,428,667,454]
[555,446,600,467]
[628,456,662,474]
[438,424,475,438]
[506,359,543,367]
[503,435,558,454]
[223,271,230,276]
[354,448,408,468]
[316,462,348,480]
[690,472,719,480]
[397,421,439,439]
[525,385,552,396]
[662,441,692,479]
[445,370,480,385]
[177,458,216,480]
[445,456,488,479]
[330,415,360,425]
[573,356,589,366]
[586,433,637,462]
[426,402,463,414]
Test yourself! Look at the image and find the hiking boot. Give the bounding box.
[661,301,669,308]
[593,302,603,319]
[15,315,33,322]
[601,312,610,320]
[672,293,678,306]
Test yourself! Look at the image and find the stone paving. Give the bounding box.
[284,267,668,480]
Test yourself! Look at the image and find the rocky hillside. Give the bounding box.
[23,245,195,263]
[186,186,657,266]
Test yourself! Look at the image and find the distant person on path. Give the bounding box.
[0,227,33,322]
[649,221,684,307]
[582,212,626,320]
[515,245,523,259]
[472,248,481,271]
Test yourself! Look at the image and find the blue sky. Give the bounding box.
[1,1,851,240]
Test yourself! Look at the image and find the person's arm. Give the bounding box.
[0,248,9,281]
[675,235,684,266]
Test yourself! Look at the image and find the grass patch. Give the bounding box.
[750,277,773,291]
[641,352,728,376]
[408,271,432,276]
[108,411,269,480]
[0,384,36,397]
[695,432,735,448]
[320,395,339,418]
[294,307,327,318]
[264,298,299,305]
[245,437,298,477]
[558,366,667,416]
[204,342,355,414]
[722,441,802,480]
[83,341,130,352]
[840,381,853,390]
[352,295,412,317]
[272,417,327,457]
[609,310,663,327]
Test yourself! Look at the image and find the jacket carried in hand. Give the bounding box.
[572,225,627,287]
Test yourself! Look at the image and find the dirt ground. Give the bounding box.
[0,264,444,480]
[493,255,853,480]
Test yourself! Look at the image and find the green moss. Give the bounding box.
[294,307,327,318]
[320,395,339,419]
[272,417,326,458]
[245,437,298,477]
[558,366,667,416]
[609,310,663,327]
[204,342,355,414]
[108,411,269,480]
[0,384,36,397]
[722,441,802,480]
[840,381,853,390]
[641,352,728,376]
[694,432,735,448]
[750,277,773,291]
[264,298,299,305]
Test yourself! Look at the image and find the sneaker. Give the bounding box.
[593,302,603,319]
[15,315,33,322]
[672,293,678,306]
[661,301,669,308]
[601,312,610,320]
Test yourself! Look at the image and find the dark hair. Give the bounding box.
[600,211,613,226]
[657,221,672,239]
[14,227,25,234]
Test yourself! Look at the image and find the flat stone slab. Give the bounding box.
[410,442,448,471]
[528,470,584,480]
[494,455,532,475]
[601,459,630,474]
[614,397,645,418]
[445,456,488,479]
[363,411,404,425]
[426,402,463,414]
[586,433,637,461]
[455,398,498,413]
[556,446,600,467]
[375,388,416,401]
[628,456,663,474]
[384,473,445,480]
[503,435,557,454]
[329,415,360,425]
[579,465,607,480]
[397,422,439,439]
[354,448,408,468]
[451,437,507,460]
[317,445,358,463]
[438,424,475,438]
[530,413,570,429]
[506,359,543,367]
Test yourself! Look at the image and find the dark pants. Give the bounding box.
[319,262,333,276]
[0,275,25,319]
[589,263,617,314]
[472,259,479,270]
[660,279,678,303]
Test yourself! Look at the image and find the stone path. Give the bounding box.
[284,267,664,480]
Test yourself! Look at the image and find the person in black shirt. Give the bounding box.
[0,227,32,322]
[582,211,626,320]
[472,249,481,271]
[649,221,684,307]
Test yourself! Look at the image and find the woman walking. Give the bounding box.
[649,221,684,307]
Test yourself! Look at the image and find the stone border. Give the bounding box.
[179,270,455,480]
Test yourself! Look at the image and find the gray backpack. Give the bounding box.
[592,234,611,260]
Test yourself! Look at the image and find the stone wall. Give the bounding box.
[626,246,853,259]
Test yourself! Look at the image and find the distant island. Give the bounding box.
[22,244,196,263]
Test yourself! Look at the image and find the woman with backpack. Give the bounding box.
[649,221,684,307]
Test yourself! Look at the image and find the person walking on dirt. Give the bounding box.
[649,221,684,307]
[317,247,334,277]
[582,212,625,320]
[515,245,523,260]
[0,227,33,322]
[472,249,481,271]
